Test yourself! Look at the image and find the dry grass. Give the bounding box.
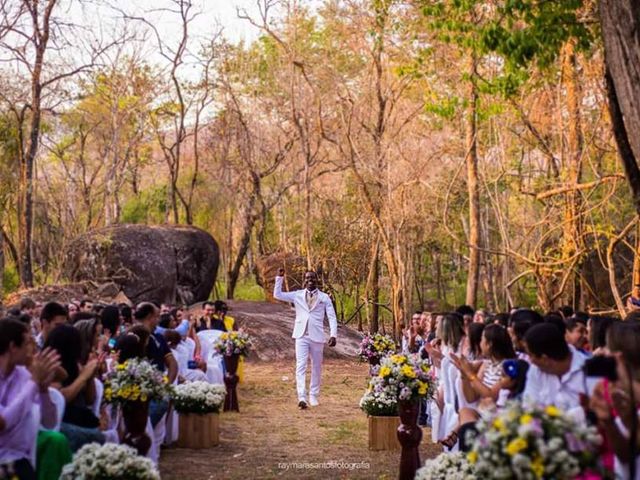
[160,359,441,480]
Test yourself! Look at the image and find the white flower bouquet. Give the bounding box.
[173,381,226,414]
[415,452,476,480]
[376,353,435,402]
[467,402,602,479]
[212,330,253,357]
[359,375,398,416]
[60,442,159,480]
[104,358,172,405]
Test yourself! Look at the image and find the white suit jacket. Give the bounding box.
[273,276,338,343]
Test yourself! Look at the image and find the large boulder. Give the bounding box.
[65,224,219,305]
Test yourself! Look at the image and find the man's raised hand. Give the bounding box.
[328,337,337,347]
[278,268,285,277]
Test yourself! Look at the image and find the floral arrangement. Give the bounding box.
[415,452,476,480]
[60,442,159,480]
[357,333,396,364]
[375,353,434,402]
[173,381,226,414]
[212,330,253,357]
[359,375,398,416]
[103,358,171,405]
[467,402,602,479]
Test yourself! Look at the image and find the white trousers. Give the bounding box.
[295,336,324,400]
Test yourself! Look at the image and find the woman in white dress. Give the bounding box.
[429,313,466,448]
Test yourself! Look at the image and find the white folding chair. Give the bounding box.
[184,337,196,360]
[197,330,225,383]
[172,345,189,376]
[47,387,66,432]
[92,379,104,418]
[146,417,159,464]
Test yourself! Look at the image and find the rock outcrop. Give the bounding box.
[65,224,219,305]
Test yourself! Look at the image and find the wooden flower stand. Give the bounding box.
[224,354,240,412]
[176,413,220,448]
[122,401,151,455]
[368,415,400,451]
[397,400,422,480]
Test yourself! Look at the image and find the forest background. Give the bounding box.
[1,0,639,338]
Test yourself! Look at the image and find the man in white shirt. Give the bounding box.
[274,268,337,409]
[0,319,61,479]
[523,323,588,419]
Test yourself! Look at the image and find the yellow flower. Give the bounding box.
[545,405,560,417]
[401,365,417,379]
[418,381,427,395]
[117,364,126,371]
[531,456,544,478]
[520,414,533,425]
[493,418,506,432]
[141,394,148,402]
[506,437,528,456]
[379,366,392,377]
[390,354,406,364]
[467,451,478,464]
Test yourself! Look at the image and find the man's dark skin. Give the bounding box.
[279,268,337,347]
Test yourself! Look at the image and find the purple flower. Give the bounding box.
[565,432,585,452]
[529,419,544,437]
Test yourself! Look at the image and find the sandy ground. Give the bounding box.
[159,359,441,480]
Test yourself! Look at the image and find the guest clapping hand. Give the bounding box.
[0,319,62,479]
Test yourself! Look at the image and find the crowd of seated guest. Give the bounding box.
[404,303,640,478]
[0,297,236,479]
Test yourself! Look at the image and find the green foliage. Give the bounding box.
[424,95,462,119]
[333,289,360,323]
[418,0,595,95]
[121,185,168,224]
[2,263,19,295]
[214,278,266,302]
[234,280,266,302]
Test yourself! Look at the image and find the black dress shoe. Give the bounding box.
[298,400,308,409]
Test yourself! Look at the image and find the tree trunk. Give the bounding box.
[599,0,640,301]
[171,175,179,224]
[365,234,381,334]
[634,223,640,299]
[303,166,312,270]
[227,194,257,299]
[19,73,42,289]
[607,218,638,316]
[561,40,584,308]
[480,207,496,311]
[599,0,640,216]
[435,252,444,303]
[17,0,59,288]
[465,54,480,308]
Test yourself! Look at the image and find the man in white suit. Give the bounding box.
[274,268,337,409]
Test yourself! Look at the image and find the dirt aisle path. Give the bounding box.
[160,359,440,479]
